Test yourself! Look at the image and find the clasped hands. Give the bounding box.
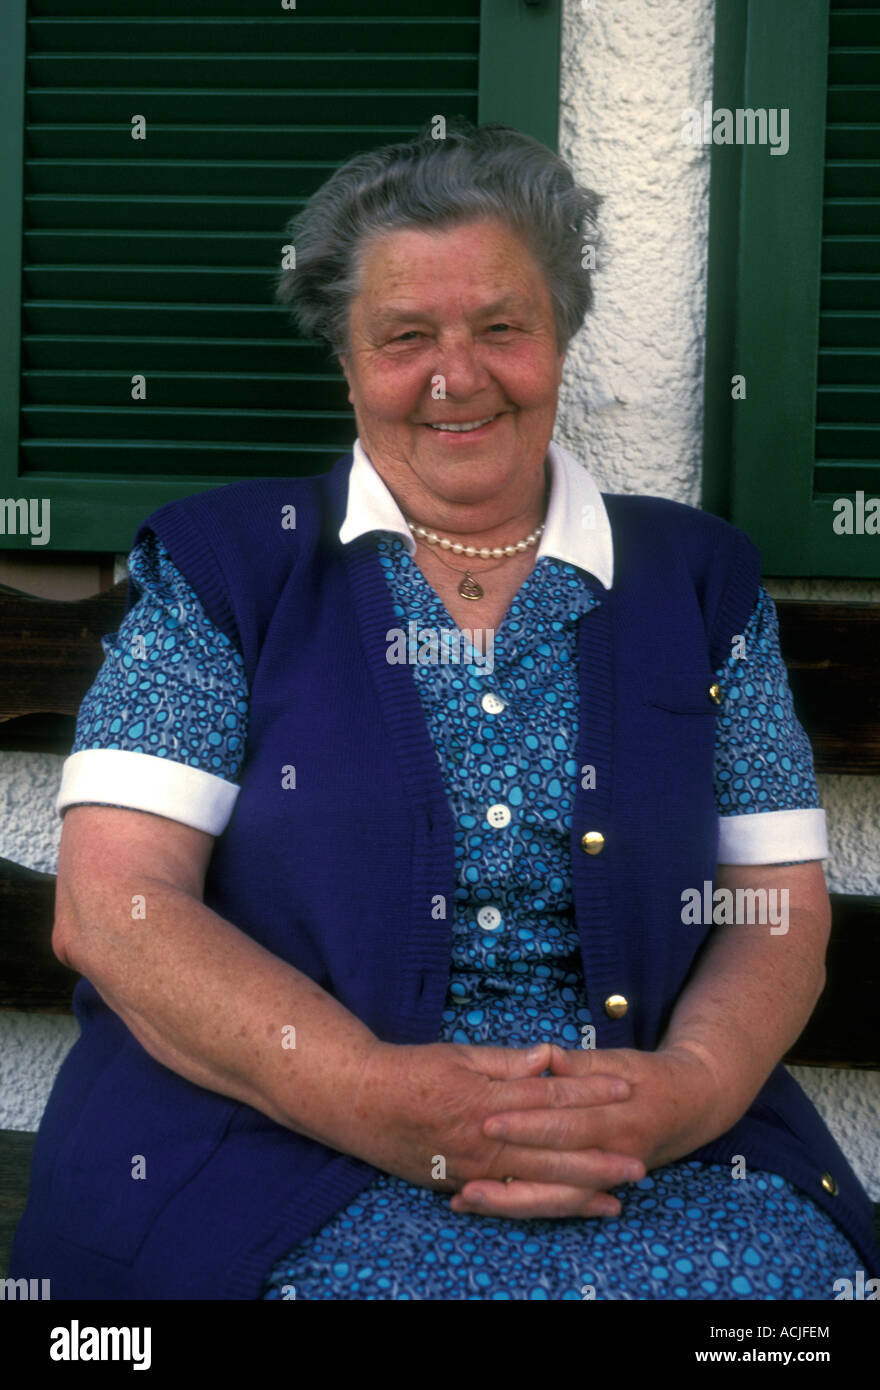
[354,1038,723,1222]
[454,1041,721,1219]
[453,1045,722,1217]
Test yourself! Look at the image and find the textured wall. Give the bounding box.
[1,0,877,1199]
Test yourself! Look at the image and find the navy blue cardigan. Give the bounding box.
[12,453,880,1298]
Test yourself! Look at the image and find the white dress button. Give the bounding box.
[481,693,506,715]
[487,803,511,828]
[477,906,503,931]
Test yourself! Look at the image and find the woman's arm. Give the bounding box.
[654,858,830,1141]
[55,804,640,1206]
[53,804,383,1145]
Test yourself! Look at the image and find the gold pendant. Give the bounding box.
[458,570,483,600]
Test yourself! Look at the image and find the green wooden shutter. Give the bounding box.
[0,0,562,551]
[702,0,880,576]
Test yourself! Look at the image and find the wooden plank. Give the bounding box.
[0,857,77,1011]
[784,893,880,1068]
[0,1130,37,1279]
[776,599,880,774]
[0,579,127,748]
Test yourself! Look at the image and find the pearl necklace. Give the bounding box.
[406,518,545,600]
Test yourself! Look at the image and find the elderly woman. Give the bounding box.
[11,121,879,1301]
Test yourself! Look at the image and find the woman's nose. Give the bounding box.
[431,340,493,399]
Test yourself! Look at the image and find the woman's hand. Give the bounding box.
[346,1039,648,1219]
[450,1042,722,1219]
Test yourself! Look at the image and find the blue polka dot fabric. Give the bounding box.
[70,531,248,779]
[260,1165,852,1300]
[712,586,820,813]
[67,529,855,1298]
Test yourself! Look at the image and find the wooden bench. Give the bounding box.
[1,578,879,1272]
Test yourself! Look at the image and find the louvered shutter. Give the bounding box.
[703,0,880,576]
[0,0,562,551]
[817,0,880,497]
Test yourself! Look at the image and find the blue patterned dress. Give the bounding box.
[70,531,862,1300]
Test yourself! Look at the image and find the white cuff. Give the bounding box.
[56,748,239,836]
[717,807,828,864]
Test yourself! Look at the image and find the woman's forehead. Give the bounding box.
[353,221,549,308]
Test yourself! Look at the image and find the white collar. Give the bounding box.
[337,436,614,590]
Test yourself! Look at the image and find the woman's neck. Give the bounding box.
[396,458,551,554]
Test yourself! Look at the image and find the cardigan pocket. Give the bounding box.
[643,671,723,715]
[46,1038,238,1265]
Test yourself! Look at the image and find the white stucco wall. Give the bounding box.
[1,0,877,1199]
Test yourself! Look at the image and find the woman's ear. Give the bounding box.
[338,354,354,404]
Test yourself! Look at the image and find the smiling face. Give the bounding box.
[338,217,566,534]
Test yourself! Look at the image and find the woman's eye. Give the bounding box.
[389,324,512,342]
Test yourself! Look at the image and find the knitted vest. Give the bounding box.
[12,452,879,1297]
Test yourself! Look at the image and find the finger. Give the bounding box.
[457,1042,552,1081]
[546,1043,609,1076]
[474,1143,643,1190]
[489,1071,631,1114]
[546,1043,636,1080]
[483,1104,643,1164]
[450,1180,624,1221]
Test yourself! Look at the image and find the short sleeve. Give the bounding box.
[712,585,828,865]
[55,533,249,836]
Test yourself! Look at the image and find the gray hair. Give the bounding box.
[273,118,601,359]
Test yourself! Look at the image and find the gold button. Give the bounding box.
[820,1171,838,1196]
[708,682,723,705]
[581,831,605,855]
[604,994,628,1019]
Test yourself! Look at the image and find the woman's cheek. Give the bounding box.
[369,359,430,414]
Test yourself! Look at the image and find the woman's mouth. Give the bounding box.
[422,413,503,438]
